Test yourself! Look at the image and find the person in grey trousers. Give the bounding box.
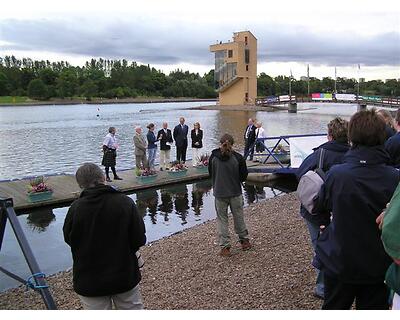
[133,126,148,169]
[208,133,252,257]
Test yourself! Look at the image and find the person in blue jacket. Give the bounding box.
[385,108,400,167]
[314,109,399,310]
[146,123,158,170]
[296,117,350,299]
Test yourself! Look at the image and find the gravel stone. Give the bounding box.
[0,193,322,310]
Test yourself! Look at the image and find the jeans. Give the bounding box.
[215,195,249,248]
[148,148,157,169]
[305,219,324,296]
[78,284,143,310]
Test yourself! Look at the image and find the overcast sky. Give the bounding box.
[1,0,399,80]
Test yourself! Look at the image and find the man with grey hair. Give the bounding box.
[133,126,148,169]
[157,122,173,170]
[63,163,146,310]
[173,117,189,163]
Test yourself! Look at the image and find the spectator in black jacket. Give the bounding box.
[191,122,203,166]
[173,117,189,163]
[157,122,173,171]
[243,118,257,161]
[385,108,400,167]
[63,163,146,310]
[314,109,399,309]
[296,117,350,299]
[209,133,250,257]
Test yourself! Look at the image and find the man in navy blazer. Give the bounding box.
[173,117,189,163]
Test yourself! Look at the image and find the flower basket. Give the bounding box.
[27,176,53,203]
[136,174,158,184]
[194,165,208,174]
[135,168,158,184]
[167,169,188,178]
[27,190,53,203]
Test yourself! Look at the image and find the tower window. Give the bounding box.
[228,50,233,58]
[245,49,250,64]
[245,36,248,45]
[246,65,249,71]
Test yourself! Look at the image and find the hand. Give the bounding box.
[376,203,389,230]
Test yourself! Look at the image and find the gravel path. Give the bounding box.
[0,193,322,310]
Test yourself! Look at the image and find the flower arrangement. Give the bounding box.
[28,176,52,194]
[135,167,157,177]
[169,161,188,172]
[168,161,188,177]
[27,176,53,202]
[135,167,158,184]
[195,154,209,167]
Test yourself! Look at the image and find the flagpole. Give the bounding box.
[357,64,360,100]
[334,66,337,94]
[289,69,292,101]
[307,64,310,96]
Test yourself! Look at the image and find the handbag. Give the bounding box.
[296,148,326,214]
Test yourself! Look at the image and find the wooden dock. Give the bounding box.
[0,160,265,211]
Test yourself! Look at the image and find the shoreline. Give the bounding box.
[0,193,322,310]
[0,97,217,107]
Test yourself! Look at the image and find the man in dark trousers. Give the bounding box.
[157,122,174,171]
[173,117,189,163]
[243,118,257,161]
[63,163,146,309]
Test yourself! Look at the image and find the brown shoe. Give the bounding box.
[240,239,252,251]
[219,247,231,257]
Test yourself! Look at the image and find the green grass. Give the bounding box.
[0,96,31,104]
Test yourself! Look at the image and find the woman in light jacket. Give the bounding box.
[254,121,267,162]
[191,122,203,166]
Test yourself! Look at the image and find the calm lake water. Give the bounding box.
[0,101,359,291]
[0,101,358,180]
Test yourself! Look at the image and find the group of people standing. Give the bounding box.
[101,117,204,180]
[297,108,400,310]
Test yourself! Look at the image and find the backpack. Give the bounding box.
[296,149,326,214]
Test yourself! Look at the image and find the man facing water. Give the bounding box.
[63,163,146,310]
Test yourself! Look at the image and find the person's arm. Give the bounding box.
[295,151,318,181]
[168,130,174,143]
[173,126,178,140]
[312,172,333,222]
[63,207,74,246]
[238,154,248,182]
[208,154,214,177]
[199,130,203,141]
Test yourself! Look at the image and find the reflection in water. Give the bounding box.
[26,207,56,233]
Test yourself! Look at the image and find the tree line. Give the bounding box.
[0,56,398,100]
[257,73,400,97]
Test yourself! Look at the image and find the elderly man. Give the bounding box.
[157,122,173,171]
[133,126,148,169]
[173,117,189,163]
[63,163,146,309]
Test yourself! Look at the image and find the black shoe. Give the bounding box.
[160,168,164,171]
[114,176,123,180]
[106,177,112,182]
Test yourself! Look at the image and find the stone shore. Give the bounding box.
[0,193,322,310]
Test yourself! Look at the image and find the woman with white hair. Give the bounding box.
[254,121,267,162]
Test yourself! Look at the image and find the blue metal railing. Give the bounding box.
[244,133,326,168]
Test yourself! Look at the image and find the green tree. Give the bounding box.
[27,79,48,100]
[79,79,98,100]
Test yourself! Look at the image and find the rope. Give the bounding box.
[25,272,49,290]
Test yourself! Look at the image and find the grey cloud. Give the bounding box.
[0,18,399,67]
